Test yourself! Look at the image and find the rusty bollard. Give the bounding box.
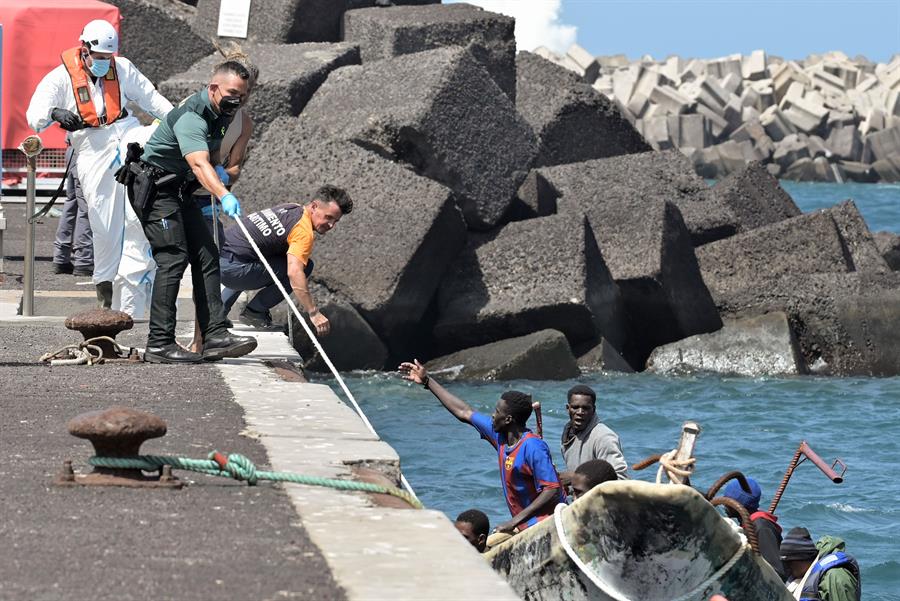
[64,309,133,360]
[57,407,182,489]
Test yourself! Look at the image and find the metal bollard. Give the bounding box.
[57,406,182,489]
[18,135,43,316]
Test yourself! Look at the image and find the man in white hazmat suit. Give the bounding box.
[26,19,172,314]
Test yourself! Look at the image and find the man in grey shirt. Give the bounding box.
[560,385,629,483]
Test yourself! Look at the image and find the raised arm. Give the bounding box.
[399,360,473,423]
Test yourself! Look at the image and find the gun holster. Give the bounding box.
[128,168,157,222]
[114,142,144,187]
[114,143,154,221]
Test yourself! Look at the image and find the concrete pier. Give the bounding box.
[0,214,517,600]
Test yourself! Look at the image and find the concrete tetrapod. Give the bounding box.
[697,210,852,299]
[646,312,807,377]
[105,0,214,85]
[704,271,900,376]
[873,231,900,270]
[160,43,361,141]
[706,161,800,235]
[521,158,723,367]
[288,283,389,372]
[834,291,900,376]
[515,51,650,167]
[531,150,736,246]
[434,213,629,362]
[300,46,538,230]
[426,329,580,381]
[823,200,891,273]
[697,203,889,305]
[343,3,516,100]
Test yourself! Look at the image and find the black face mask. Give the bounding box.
[219,95,242,116]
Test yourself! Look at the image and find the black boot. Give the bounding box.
[202,334,258,361]
[96,281,113,309]
[53,262,73,275]
[144,343,203,364]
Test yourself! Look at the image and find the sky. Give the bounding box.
[447,0,900,64]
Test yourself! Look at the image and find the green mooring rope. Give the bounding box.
[89,452,423,509]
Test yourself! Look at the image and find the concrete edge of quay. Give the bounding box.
[211,327,520,600]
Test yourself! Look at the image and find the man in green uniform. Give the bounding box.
[131,61,257,363]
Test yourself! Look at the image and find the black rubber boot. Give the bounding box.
[96,281,113,309]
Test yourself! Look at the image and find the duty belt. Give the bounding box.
[136,161,180,187]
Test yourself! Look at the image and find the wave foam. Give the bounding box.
[827,502,870,513]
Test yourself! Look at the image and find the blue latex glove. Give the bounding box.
[214,164,231,186]
[220,192,241,218]
[200,203,216,217]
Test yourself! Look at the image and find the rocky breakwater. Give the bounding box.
[144,2,899,379]
[536,45,900,182]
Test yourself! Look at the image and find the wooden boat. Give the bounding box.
[486,480,792,601]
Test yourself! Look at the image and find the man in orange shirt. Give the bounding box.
[218,185,352,335]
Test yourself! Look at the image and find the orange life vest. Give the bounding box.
[60,46,123,127]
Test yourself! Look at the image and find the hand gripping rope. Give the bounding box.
[233,218,420,501]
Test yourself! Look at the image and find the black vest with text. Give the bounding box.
[223,203,305,261]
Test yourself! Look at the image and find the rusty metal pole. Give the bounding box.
[799,441,845,482]
[19,135,43,316]
[768,444,803,514]
[769,440,846,514]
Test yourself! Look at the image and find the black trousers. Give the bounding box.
[140,185,230,347]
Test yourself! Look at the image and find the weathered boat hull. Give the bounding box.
[486,480,792,601]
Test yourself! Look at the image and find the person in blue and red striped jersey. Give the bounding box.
[399,359,566,534]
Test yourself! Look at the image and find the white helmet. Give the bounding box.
[79,19,118,54]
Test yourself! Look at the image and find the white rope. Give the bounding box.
[40,342,104,366]
[656,449,696,484]
[234,218,418,500]
[553,501,748,601]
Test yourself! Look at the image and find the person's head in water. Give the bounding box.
[491,390,533,434]
[208,61,250,117]
[571,459,617,499]
[780,527,819,579]
[722,476,762,519]
[566,384,597,433]
[306,185,352,235]
[455,509,489,552]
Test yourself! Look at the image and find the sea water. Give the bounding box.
[321,182,900,599]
